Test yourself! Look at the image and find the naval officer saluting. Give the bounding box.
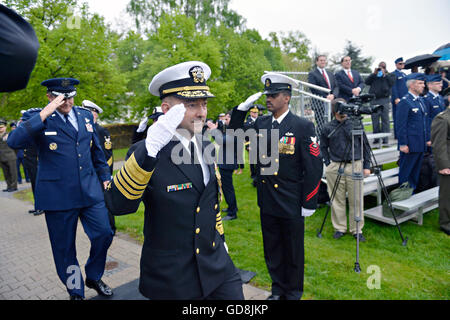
[7,78,114,300]
[105,61,244,300]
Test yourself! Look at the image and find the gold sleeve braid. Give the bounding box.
[216,212,224,235]
[113,153,153,200]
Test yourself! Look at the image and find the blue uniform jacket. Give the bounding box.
[423,92,445,130]
[7,106,110,211]
[396,93,430,153]
[391,69,408,103]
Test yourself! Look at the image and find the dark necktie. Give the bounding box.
[189,141,204,181]
[64,114,78,135]
[272,120,280,129]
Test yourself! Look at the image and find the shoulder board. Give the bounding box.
[21,108,42,121]
[26,108,42,113]
[77,106,92,113]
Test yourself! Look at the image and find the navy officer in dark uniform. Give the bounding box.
[396,73,431,190]
[7,78,114,300]
[82,100,116,234]
[104,61,244,300]
[229,73,324,300]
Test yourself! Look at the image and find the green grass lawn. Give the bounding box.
[10,149,449,300]
[113,157,449,300]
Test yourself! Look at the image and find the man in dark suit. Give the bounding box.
[335,56,365,102]
[308,55,339,135]
[7,78,114,300]
[104,61,244,300]
[396,73,431,190]
[230,73,324,300]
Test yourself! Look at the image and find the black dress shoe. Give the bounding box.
[28,210,37,214]
[353,233,366,242]
[7,188,18,192]
[333,231,345,239]
[222,215,237,221]
[86,279,113,296]
[33,210,44,216]
[70,295,84,300]
[266,295,283,300]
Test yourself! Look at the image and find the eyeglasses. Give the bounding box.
[51,91,77,99]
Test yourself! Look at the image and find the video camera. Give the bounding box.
[335,94,383,116]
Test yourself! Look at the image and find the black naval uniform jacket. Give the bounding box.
[230,109,324,217]
[94,123,113,175]
[104,138,236,300]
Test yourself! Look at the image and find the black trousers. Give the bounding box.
[219,167,238,216]
[260,212,304,300]
[205,268,244,300]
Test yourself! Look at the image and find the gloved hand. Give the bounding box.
[145,104,186,157]
[302,208,316,217]
[137,116,149,133]
[237,92,263,112]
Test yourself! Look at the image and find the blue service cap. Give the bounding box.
[427,74,442,83]
[406,73,426,81]
[41,78,80,94]
[395,57,404,64]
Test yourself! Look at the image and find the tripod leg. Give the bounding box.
[317,166,345,238]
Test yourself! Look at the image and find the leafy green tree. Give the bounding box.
[0,0,127,121]
[127,0,245,33]
[330,40,374,73]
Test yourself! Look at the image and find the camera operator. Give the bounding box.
[320,98,371,242]
[365,62,396,145]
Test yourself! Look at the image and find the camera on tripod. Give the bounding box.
[335,94,383,116]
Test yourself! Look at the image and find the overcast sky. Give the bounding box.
[84,0,450,71]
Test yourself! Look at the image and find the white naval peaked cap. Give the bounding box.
[82,100,103,114]
[148,61,215,99]
[261,72,299,95]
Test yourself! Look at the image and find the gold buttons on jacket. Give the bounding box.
[196,207,200,213]
[212,242,216,247]
[214,204,218,210]
[196,228,200,234]
[274,184,279,189]
[275,159,279,163]
[196,248,200,254]
[274,172,278,176]
[262,180,266,184]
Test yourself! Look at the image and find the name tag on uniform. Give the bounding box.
[433,105,440,109]
[167,183,193,193]
[85,123,94,132]
[45,131,57,136]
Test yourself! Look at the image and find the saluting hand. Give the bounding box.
[40,95,65,122]
[145,103,186,158]
[237,92,263,112]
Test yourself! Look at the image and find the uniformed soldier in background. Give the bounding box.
[391,58,408,138]
[82,100,116,235]
[0,119,18,192]
[230,73,324,300]
[424,74,446,131]
[105,61,244,300]
[396,73,431,191]
[132,107,164,144]
[245,105,263,186]
[7,78,114,300]
[431,94,450,236]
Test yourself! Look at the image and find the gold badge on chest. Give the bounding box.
[104,137,112,150]
[49,143,58,151]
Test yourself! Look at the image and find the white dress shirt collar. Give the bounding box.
[272,108,290,124]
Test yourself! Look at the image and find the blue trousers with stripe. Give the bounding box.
[44,201,113,298]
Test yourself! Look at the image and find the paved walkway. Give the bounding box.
[0,179,269,300]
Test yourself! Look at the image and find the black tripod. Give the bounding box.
[317,114,408,273]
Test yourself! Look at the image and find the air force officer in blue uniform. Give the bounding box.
[396,73,431,190]
[424,74,446,130]
[7,78,114,300]
[391,58,408,138]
